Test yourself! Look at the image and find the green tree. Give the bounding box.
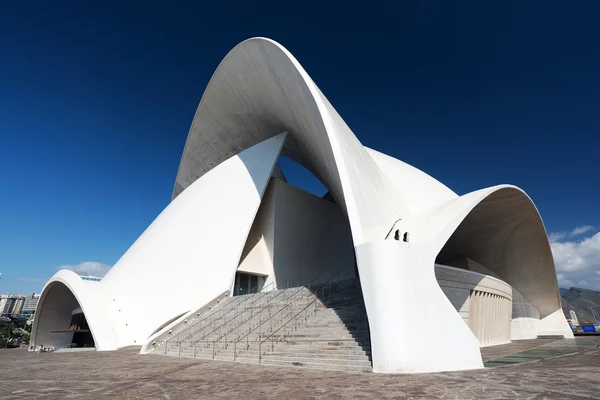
[1,325,13,348]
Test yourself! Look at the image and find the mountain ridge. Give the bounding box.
[560,286,600,324]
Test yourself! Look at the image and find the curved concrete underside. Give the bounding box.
[174,38,407,246]
[398,185,572,342]
[436,187,560,318]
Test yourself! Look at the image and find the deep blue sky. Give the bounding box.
[1,2,599,294]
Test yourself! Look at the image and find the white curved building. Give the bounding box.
[31,38,573,373]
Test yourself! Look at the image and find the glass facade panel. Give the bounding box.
[234,272,266,296]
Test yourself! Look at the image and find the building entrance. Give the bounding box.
[233,272,266,296]
[69,308,95,348]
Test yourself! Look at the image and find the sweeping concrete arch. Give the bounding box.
[31,269,117,351]
[436,186,559,317]
[398,185,573,340]
[174,37,406,246]
[99,133,287,347]
[365,147,458,214]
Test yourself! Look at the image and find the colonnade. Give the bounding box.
[468,290,512,346]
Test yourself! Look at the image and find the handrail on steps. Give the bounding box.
[257,269,346,363]
[187,273,317,350]
[231,272,328,359]
[166,281,275,352]
[175,273,315,358]
[167,269,351,359]
[177,282,272,343]
[204,273,319,352]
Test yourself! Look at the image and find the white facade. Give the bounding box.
[31,37,572,373]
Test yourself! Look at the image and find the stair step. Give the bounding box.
[264,351,371,360]
[270,344,370,353]
[150,278,372,372]
[261,354,372,366]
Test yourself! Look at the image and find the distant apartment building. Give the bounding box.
[0,294,22,316]
[21,293,41,316]
[0,294,32,317]
[0,294,13,316]
[12,295,25,316]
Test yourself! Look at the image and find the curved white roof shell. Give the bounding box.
[174,38,406,245]
[31,37,572,374]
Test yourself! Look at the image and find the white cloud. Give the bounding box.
[550,228,600,291]
[548,232,566,242]
[549,225,595,243]
[58,261,112,277]
[570,225,594,237]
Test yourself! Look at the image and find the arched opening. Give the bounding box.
[433,188,561,343]
[277,155,328,198]
[32,282,95,351]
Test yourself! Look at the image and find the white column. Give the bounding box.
[495,295,500,344]
[468,291,478,339]
[506,296,512,342]
[474,291,482,345]
[480,293,486,346]
[489,294,495,345]
[494,295,499,345]
[482,292,488,346]
[490,294,495,345]
[503,297,508,343]
[475,291,481,340]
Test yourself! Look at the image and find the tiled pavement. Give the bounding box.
[1,338,598,399]
[483,339,597,368]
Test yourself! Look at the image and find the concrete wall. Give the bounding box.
[237,178,356,289]
[444,258,542,340]
[435,264,512,347]
[511,288,541,340]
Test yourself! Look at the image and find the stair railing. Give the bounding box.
[224,276,309,349]
[167,270,353,359]
[231,273,326,360]
[166,281,274,354]
[172,291,246,342]
[202,272,323,360]
[166,293,245,354]
[258,269,347,363]
[188,277,301,351]
[207,274,317,357]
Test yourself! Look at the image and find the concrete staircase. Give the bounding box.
[148,278,372,373]
[260,280,372,372]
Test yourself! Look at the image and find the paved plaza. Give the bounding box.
[1,338,599,399]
